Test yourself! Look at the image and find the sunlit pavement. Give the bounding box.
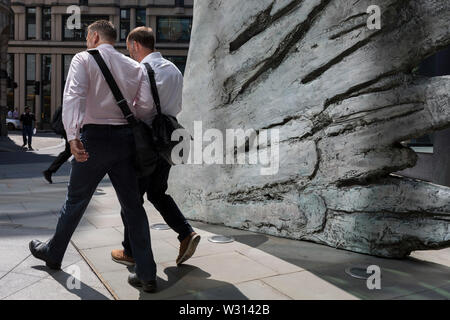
[0,134,449,300]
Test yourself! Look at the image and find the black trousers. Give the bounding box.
[121,157,194,257]
[47,134,71,174]
[22,125,33,147]
[46,125,157,281]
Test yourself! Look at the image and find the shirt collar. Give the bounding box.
[94,43,115,51]
[141,52,162,64]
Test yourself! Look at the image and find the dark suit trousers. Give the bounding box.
[47,135,71,174]
[120,158,194,257]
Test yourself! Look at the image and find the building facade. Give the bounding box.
[0,0,11,136]
[7,0,193,129]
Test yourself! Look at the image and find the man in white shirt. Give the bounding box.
[29,20,158,292]
[110,26,201,268]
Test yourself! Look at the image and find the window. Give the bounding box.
[41,55,52,124]
[26,8,36,39]
[62,55,75,99]
[136,9,146,27]
[9,14,14,40]
[120,9,131,41]
[156,17,192,43]
[6,54,14,109]
[25,54,36,111]
[166,56,187,74]
[42,7,51,40]
[175,0,185,7]
[63,15,109,41]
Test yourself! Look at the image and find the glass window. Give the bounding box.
[41,55,52,124]
[136,9,146,27]
[63,15,109,41]
[9,14,14,39]
[156,17,192,43]
[62,55,75,99]
[26,8,36,39]
[42,7,51,40]
[120,9,130,41]
[175,0,185,7]
[25,54,36,112]
[165,56,187,74]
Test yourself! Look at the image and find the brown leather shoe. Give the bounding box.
[176,232,201,265]
[111,249,135,266]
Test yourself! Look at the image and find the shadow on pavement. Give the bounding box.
[31,265,111,300]
[137,265,248,300]
[0,151,57,166]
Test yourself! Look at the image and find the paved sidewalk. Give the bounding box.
[0,131,64,152]
[0,138,449,300]
[0,163,113,299]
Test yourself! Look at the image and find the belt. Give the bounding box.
[81,124,131,131]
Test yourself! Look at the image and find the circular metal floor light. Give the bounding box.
[208,235,235,243]
[150,223,171,230]
[345,264,372,280]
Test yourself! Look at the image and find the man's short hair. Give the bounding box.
[127,27,155,50]
[88,20,117,42]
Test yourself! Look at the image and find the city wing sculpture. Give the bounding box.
[169,0,450,258]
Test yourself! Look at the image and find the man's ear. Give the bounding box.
[94,32,100,44]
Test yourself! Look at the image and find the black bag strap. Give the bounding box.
[143,63,162,115]
[88,50,137,125]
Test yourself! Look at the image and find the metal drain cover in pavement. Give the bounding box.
[208,235,234,243]
[345,265,372,280]
[150,223,171,230]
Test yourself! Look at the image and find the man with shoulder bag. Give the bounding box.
[109,26,201,268]
[28,20,158,293]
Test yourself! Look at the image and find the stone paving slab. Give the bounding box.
[261,271,359,300]
[170,279,292,300]
[0,226,113,300]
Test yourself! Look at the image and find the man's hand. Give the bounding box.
[69,139,89,162]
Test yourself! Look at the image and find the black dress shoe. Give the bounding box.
[29,240,61,270]
[43,170,53,184]
[128,273,157,293]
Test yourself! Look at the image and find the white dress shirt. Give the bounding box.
[62,43,155,141]
[140,52,183,118]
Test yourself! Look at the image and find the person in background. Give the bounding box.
[20,106,36,150]
[13,108,19,119]
[43,106,71,184]
[7,109,12,118]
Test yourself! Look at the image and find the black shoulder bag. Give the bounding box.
[143,63,188,165]
[88,50,158,177]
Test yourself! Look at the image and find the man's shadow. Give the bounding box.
[31,266,111,300]
[135,264,249,300]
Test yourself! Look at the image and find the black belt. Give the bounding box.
[81,124,131,131]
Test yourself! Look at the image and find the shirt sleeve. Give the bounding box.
[133,68,157,126]
[62,53,89,141]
